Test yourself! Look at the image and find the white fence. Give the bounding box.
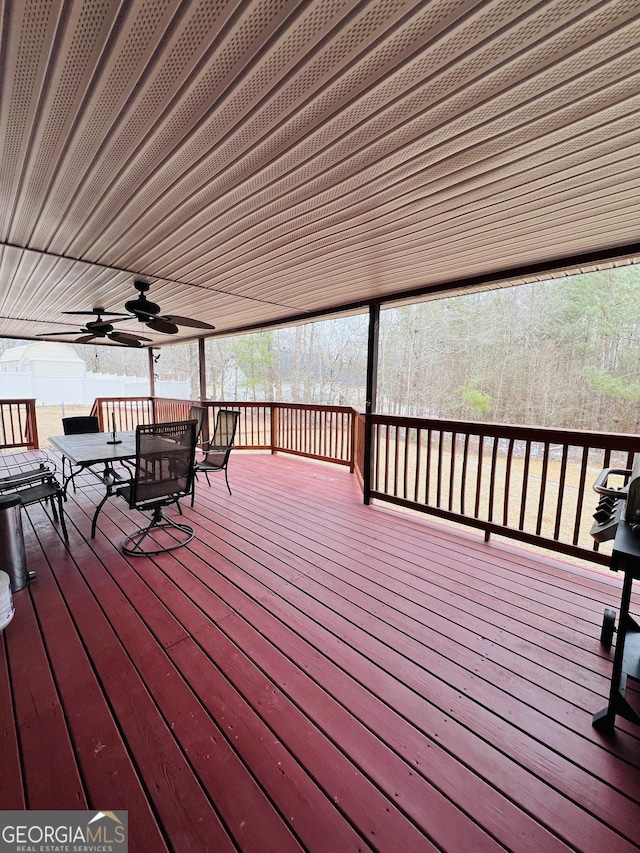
[0,371,189,404]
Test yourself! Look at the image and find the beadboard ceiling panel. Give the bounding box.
[1,0,640,346]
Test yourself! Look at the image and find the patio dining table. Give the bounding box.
[49,430,137,538]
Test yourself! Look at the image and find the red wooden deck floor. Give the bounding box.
[1,452,640,852]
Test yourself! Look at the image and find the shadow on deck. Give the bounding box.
[2,452,639,852]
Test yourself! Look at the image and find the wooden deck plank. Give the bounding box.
[0,632,24,809]
[31,502,237,852]
[61,504,303,853]
[204,486,639,754]
[190,489,612,688]
[89,503,448,851]
[92,497,530,850]
[168,634,384,853]
[3,532,86,810]
[24,512,170,853]
[176,485,637,769]
[3,451,640,852]
[195,492,640,762]
[152,528,572,849]
[189,545,639,852]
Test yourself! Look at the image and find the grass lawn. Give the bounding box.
[36,404,94,449]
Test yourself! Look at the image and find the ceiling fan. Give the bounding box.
[124,280,216,334]
[37,310,152,347]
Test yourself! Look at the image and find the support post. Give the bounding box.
[363,303,380,505]
[148,348,156,397]
[198,338,206,402]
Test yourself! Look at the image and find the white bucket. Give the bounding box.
[0,570,14,631]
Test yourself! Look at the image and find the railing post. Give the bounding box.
[148,348,156,397]
[26,399,39,450]
[363,413,373,504]
[349,409,356,473]
[271,404,278,454]
[198,338,206,401]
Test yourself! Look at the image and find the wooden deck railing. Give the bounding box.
[0,399,39,451]
[90,396,155,431]
[8,394,638,565]
[90,398,354,468]
[369,415,640,565]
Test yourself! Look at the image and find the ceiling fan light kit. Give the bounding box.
[125,281,163,320]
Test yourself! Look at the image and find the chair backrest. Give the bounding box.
[188,405,207,441]
[130,420,197,508]
[211,409,240,450]
[62,416,100,435]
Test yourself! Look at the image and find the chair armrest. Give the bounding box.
[198,443,230,454]
[0,464,55,491]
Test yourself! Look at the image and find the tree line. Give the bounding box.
[200,266,640,434]
[377,268,640,433]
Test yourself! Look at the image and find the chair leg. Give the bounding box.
[57,493,68,540]
[224,467,232,495]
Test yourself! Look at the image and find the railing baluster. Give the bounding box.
[519,440,531,530]
[536,443,550,537]
[553,445,569,541]
[425,428,432,505]
[374,422,381,492]
[460,433,469,516]
[404,426,411,501]
[488,436,498,523]
[573,446,589,547]
[502,438,514,527]
[393,424,400,497]
[436,429,444,508]
[474,435,484,519]
[448,432,456,512]
[414,427,422,503]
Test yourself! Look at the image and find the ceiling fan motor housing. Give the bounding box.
[125,281,161,318]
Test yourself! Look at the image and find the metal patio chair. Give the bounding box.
[191,409,240,504]
[0,452,68,539]
[116,419,197,555]
[188,404,207,443]
[61,415,100,493]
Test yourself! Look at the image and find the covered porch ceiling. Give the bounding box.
[1,0,640,348]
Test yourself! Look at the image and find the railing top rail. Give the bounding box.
[93,396,154,402]
[271,402,355,413]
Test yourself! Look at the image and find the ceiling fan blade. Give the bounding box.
[110,331,152,344]
[63,310,131,317]
[109,334,142,347]
[164,314,216,330]
[36,331,80,336]
[76,334,98,343]
[146,317,179,334]
[127,308,157,321]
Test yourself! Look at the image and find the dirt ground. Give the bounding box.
[35,404,94,449]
